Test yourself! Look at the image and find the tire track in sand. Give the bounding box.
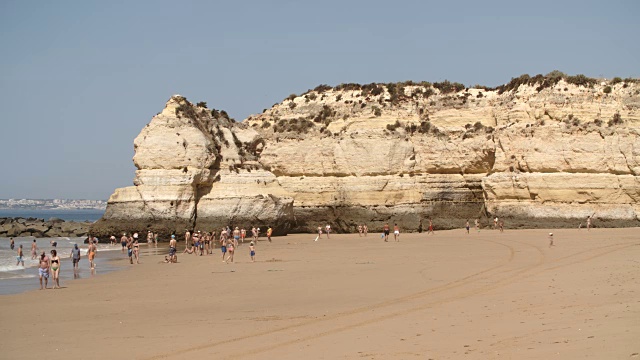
[145,238,517,360]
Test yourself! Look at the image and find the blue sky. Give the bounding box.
[0,0,638,200]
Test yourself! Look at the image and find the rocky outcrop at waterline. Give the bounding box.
[0,217,90,238]
[91,72,640,236]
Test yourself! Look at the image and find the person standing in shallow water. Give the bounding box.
[10,238,15,250]
[31,239,38,260]
[16,244,24,266]
[70,244,81,270]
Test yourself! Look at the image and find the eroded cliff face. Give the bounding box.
[91,77,640,236]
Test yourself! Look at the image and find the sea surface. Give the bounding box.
[0,209,104,222]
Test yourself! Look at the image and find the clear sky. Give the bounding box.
[0,0,638,200]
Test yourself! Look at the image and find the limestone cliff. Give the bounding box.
[91,74,640,236]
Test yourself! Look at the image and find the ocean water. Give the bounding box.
[0,209,104,222]
[0,236,120,295]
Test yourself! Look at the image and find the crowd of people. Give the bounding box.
[173,225,268,264]
[14,215,596,290]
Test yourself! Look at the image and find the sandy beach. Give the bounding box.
[1,228,639,359]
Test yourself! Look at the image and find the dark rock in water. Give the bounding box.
[0,217,89,238]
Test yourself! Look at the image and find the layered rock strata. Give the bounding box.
[92,76,640,236]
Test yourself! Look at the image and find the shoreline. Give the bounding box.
[1,228,639,359]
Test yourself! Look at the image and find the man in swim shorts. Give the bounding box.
[38,251,50,290]
[233,227,241,249]
[220,236,227,262]
[169,235,177,263]
[71,243,81,269]
[383,223,390,242]
[16,244,24,266]
[121,233,128,253]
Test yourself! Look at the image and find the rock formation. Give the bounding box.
[91,73,640,236]
[0,217,90,238]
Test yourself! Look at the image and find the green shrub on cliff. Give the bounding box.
[433,80,465,94]
[497,71,598,94]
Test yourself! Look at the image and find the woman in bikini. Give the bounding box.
[226,239,235,263]
[50,249,61,289]
[133,238,140,264]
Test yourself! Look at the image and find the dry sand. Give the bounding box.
[1,228,639,359]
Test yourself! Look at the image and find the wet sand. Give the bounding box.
[1,228,639,359]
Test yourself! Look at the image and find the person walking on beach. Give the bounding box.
[16,244,24,266]
[225,239,235,263]
[50,249,61,289]
[357,225,363,237]
[548,232,554,247]
[89,239,98,269]
[586,216,592,231]
[499,220,504,232]
[474,218,480,233]
[383,223,390,242]
[147,231,154,246]
[251,226,258,242]
[393,223,400,242]
[363,224,368,237]
[249,242,256,262]
[169,235,177,263]
[427,218,434,235]
[240,228,246,243]
[233,227,241,246]
[38,251,50,290]
[185,229,191,247]
[465,220,470,234]
[220,236,227,262]
[133,237,140,264]
[126,236,134,264]
[267,226,273,243]
[494,217,498,230]
[10,238,15,250]
[202,232,210,256]
[70,243,81,270]
[315,226,322,241]
[31,239,38,260]
[325,224,331,239]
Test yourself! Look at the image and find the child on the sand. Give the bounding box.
[249,242,256,262]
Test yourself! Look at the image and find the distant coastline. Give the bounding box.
[0,199,106,212]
